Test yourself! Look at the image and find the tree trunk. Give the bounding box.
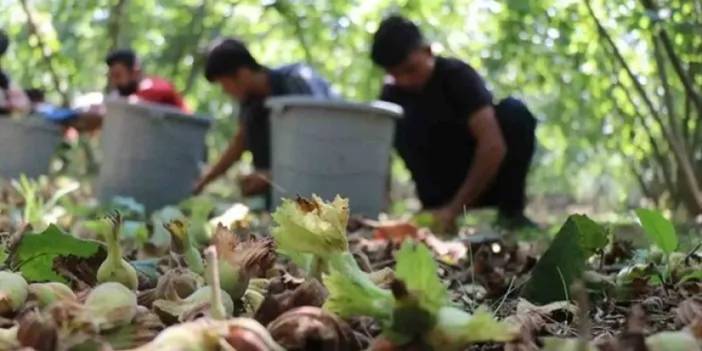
[639,0,702,117]
[586,0,702,214]
[106,0,129,53]
[19,0,70,106]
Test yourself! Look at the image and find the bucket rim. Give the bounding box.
[265,96,403,118]
[105,98,212,127]
[0,116,63,133]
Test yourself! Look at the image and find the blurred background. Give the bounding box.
[2,0,700,223]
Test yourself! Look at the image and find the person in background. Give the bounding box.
[193,38,334,205]
[24,88,45,111]
[59,49,190,133]
[0,29,30,116]
[371,15,537,231]
[105,49,189,112]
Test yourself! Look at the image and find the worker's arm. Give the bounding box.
[433,106,506,227]
[193,119,247,194]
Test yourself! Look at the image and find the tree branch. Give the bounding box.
[584,1,666,136]
[106,0,129,53]
[652,36,680,140]
[170,1,208,79]
[640,0,702,116]
[272,0,315,66]
[19,0,70,106]
[625,157,658,205]
[585,0,702,213]
[183,2,234,95]
[611,83,676,197]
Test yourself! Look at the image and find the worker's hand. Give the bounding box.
[239,171,271,197]
[431,205,460,234]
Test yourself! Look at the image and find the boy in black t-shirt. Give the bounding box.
[372,16,537,230]
[194,38,334,205]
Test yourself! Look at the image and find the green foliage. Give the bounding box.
[635,208,678,255]
[179,196,215,247]
[394,241,448,314]
[11,176,79,230]
[2,0,701,214]
[271,195,349,260]
[13,175,42,229]
[522,214,608,304]
[426,307,518,350]
[322,253,394,324]
[678,270,702,285]
[10,224,103,283]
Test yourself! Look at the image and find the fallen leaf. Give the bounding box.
[521,215,608,305]
[254,279,327,326]
[268,306,363,351]
[371,221,419,243]
[11,225,104,283]
[676,298,702,326]
[423,233,467,265]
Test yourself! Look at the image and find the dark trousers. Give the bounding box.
[476,97,537,217]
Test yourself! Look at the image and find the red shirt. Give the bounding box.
[136,76,189,112]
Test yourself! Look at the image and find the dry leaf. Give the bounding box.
[676,298,702,326]
[268,306,362,351]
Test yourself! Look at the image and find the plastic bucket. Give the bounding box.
[97,99,211,212]
[0,117,62,180]
[267,96,402,217]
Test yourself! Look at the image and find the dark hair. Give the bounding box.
[105,49,138,69]
[0,71,8,90]
[371,15,425,68]
[204,38,261,82]
[25,88,45,102]
[0,30,9,57]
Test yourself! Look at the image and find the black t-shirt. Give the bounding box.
[241,63,334,170]
[380,56,493,208]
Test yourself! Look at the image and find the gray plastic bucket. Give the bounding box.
[0,117,62,180]
[97,99,211,212]
[267,96,402,217]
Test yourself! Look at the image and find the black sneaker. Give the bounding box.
[495,213,538,230]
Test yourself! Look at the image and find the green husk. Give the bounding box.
[164,219,205,275]
[0,271,28,316]
[96,213,139,290]
[28,282,76,307]
[0,325,19,350]
[154,268,204,301]
[210,225,276,302]
[204,245,228,320]
[132,318,284,351]
[323,253,394,324]
[82,282,138,331]
[153,286,234,324]
[150,206,185,253]
[646,331,701,351]
[272,195,349,261]
[425,307,519,350]
[180,196,216,247]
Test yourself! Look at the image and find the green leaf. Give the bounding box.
[426,307,518,349]
[677,270,702,285]
[0,243,8,267]
[394,241,448,313]
[11,224,103,283]
[271,196,349,259]
[323,253,394,324]
[635,208,678,255]
[574,215,609,256]
[521,215,608,305]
